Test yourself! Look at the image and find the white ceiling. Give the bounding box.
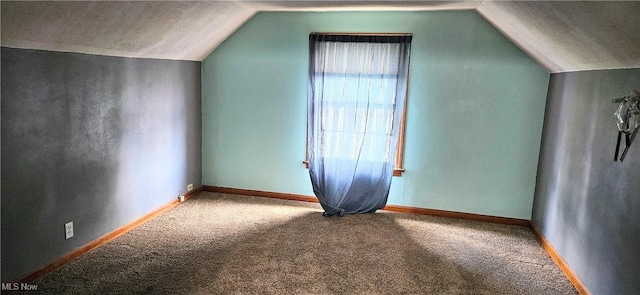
[2,1,639,73]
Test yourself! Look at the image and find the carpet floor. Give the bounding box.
[30,192,577,294]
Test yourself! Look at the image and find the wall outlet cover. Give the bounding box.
[65,222,74,239]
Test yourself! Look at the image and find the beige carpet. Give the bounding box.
[30,192,577,294]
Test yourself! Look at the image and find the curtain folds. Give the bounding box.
[308,33,411,216]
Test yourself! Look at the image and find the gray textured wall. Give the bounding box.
[1,47,202,281]
[532,69,640,295]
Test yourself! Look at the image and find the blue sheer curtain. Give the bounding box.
[308,34,412,216]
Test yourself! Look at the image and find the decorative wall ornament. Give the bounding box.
[613,89,640,162]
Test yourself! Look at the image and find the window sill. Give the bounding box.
[302,161,404,177]
[393,168,405,177]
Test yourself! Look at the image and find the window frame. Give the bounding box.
[304,33,410,177]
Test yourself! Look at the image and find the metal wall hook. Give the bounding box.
[612,89,640,104]
[613,89,640,162]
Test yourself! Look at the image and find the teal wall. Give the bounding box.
[202,11,550,219]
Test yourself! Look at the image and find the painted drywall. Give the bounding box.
[1,47,202,281]
[202,11,550,219]
[532,69,640,295]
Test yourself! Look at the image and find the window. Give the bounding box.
[305,33,411,176]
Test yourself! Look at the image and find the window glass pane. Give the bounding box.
[308,34,411,174]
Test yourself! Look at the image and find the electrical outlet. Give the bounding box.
[65,222,74,239]
[187,183,193,191]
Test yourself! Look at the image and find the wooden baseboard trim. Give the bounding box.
[530,223,590,295]
[12,186,203,283]
[184,186,203,201]
[203,186,529,226]
[203,185,319,203]
[382,204,530,226]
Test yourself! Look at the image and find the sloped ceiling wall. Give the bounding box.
[1,1,257,61]
[477,1,640,72]
[2,1,639,73]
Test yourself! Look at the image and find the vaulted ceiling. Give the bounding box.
[2,1,639,73]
